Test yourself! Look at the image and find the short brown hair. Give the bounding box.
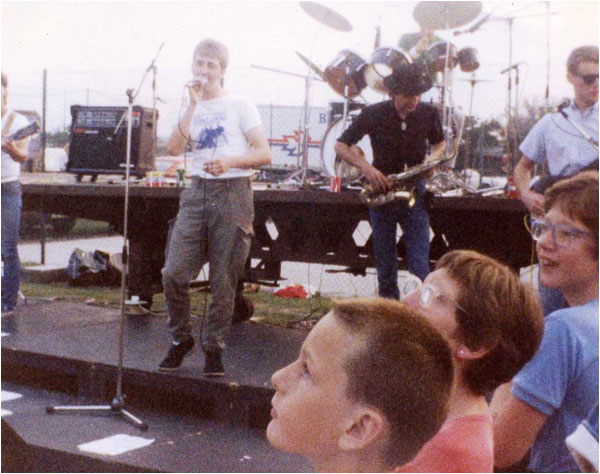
[435,250,544,395]
[567,46,599,74]
[193,38,229,70]
[332,298,454,468]
[544,170,599,257]
[1,73,7,88]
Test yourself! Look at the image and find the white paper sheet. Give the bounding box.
[1,408,13,416]
[78,434,155,456]
[1,332,9,337]
[1,391,22,402]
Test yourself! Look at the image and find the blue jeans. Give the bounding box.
[2,181,22,312]
[369,183,430,299]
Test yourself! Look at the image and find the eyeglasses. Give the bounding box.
[530,219,593,248]
[405,280,470,315]
[573,72,599,85]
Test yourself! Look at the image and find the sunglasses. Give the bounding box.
[574,72,599,85]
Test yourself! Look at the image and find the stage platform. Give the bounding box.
[1,299,312,472]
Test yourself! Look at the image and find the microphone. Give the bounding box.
[500,62,525,74]
[555,98,571,114]
[186,77,207,87]
[454,12,491,36]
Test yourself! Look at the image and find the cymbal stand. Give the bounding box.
[45,43,166,432]
[440,10,456,166]
[250,64,321,187]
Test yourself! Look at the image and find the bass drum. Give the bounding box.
[320,116,373,185]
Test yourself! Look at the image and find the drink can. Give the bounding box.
[145,171,153,187]
[176,168,185,187]
[329,176,341,193]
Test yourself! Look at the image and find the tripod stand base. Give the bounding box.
[46,399,148,431]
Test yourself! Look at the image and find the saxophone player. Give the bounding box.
[334,63,445,298]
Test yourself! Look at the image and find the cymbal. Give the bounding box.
[413,1,482,30]
[296,51,326,80]
[300,1,352,32]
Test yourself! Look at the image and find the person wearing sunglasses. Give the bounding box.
[396,250,543,472]
[513,45,598,316]
[493,171,598,473]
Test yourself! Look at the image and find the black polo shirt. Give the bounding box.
[337,100,444,176]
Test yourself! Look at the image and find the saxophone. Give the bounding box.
[359,112,465,207]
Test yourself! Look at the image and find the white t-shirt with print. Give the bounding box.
[187,95,262,179]
[2,110,30,183]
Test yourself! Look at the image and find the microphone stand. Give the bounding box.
[46,43,166,431]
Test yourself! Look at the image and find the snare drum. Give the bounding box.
[365,47,412,93]
[457,47,479,72]
[320,116,373,185]
[427,42,459,73]
[324,49,368,98]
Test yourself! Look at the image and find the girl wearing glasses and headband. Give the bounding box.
[493,171,598,473]
[397,250,543,472]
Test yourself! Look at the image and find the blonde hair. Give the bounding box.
[193,38,229,70]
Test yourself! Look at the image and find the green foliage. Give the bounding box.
[46,127,70,147]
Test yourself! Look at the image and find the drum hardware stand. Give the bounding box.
[251,61,323,188]
[489,7,555,172]
[45,43,166,432]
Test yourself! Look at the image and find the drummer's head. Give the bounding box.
[384,63,432,113]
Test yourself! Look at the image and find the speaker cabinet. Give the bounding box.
[67,105,158,179]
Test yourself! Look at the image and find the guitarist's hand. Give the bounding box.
[520,189,545,217]
[362,163,391,193]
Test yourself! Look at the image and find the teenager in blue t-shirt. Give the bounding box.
[493,171,599,472]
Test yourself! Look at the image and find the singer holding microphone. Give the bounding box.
[513,45,598,316]
[159,38,271,375]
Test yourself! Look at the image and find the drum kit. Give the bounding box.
[259,1,490,189]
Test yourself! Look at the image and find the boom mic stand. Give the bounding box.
[46,43,165,431]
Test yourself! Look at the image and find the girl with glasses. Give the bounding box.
[397,250,543,472]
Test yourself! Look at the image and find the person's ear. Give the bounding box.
[339,408,385,452]
[456,343,490,360]
[567,71,575,86]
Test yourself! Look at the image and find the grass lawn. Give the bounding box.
[20,281,331,328]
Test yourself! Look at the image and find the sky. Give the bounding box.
[1,1,598,138]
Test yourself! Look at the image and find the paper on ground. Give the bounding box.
[1,408,13,416]
[78,434,154,456]
[1,391,22,402]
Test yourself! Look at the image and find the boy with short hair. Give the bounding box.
[267,298,454,472]
[493,171,599,472]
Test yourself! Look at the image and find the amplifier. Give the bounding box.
[67,105,158,180]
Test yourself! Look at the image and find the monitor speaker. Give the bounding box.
[67,105,158,180]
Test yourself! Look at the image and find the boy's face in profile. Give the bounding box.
[267,311,359,462]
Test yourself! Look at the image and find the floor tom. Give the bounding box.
[320,116,373,185]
